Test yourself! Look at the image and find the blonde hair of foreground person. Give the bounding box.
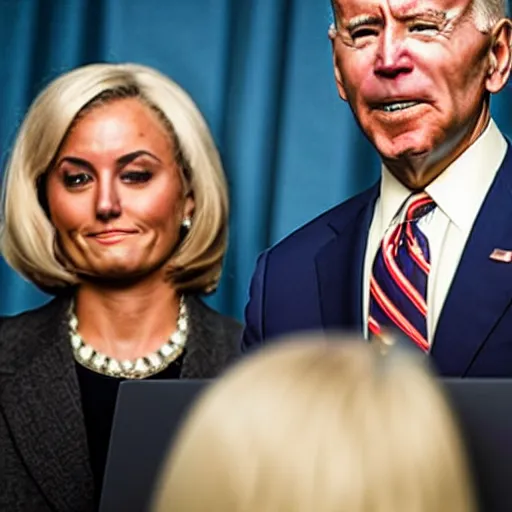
[0,62,228,294]
[153,336,476,512]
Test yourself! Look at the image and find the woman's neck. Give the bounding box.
[73,276,182,361]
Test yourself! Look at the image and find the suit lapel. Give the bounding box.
[432,145,512,376]
[0,299,94,512]
[315,185,379,331]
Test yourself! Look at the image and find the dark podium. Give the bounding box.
[99,379,512,512]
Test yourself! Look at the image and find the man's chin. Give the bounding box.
[374,134,432,164]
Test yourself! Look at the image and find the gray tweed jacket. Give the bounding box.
[0,294,242,512]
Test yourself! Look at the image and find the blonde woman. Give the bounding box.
[0,63,241,511]
[154,336,475,512]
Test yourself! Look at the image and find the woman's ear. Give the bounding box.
[183,192,195,222]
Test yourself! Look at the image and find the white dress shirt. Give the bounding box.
[362,119,508,345]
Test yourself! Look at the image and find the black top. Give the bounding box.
[75,354,185,506]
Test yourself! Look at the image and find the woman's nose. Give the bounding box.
[95,180,122,222]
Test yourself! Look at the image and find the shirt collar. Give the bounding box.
[379,118,507,232]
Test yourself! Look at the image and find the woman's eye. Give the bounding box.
[121,171,153,183]
[63,172,92,188]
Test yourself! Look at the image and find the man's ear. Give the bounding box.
[329,27,348,102]
[333,57,348,101]
[485,18,512,93]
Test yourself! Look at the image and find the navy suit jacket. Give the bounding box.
[243,144,512,377]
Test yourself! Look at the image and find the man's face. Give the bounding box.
[331,0,494,166]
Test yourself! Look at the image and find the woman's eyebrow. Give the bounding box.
[117,150,162,167]
[55,156,93,171]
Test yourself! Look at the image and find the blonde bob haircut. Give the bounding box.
[0,63,229,294]
[153,336,476,512]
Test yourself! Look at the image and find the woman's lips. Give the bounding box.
[88,230,138,244]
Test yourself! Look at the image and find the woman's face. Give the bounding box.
[46,97,194,282]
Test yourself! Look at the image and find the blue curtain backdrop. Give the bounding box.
[0,0,511,320]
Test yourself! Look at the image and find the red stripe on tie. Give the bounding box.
[369,315,381,335]
[383,242,428,315]
[406,194,432,221]
[405,225,430,273]
[370,277,429,351]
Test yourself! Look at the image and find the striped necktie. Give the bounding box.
[369,192,436,351]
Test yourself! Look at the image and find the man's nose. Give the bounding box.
[95,179,121,222]
[374,27,413,78]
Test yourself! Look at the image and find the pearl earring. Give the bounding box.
[182,217,192,229]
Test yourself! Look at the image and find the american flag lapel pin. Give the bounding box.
[489,248,512,263]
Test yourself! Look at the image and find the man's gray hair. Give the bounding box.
[471,0,508,32]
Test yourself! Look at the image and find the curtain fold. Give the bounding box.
[1,0,511,319]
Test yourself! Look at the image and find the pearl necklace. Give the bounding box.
[69,296,188,379]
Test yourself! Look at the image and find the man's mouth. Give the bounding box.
[376,101,421,113]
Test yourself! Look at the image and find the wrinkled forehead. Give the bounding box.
[332,0,473,22]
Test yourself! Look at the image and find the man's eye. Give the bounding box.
[63,172,92,188]
[121,171,153,183]
[409,23,439,34]
[351,28,378,40]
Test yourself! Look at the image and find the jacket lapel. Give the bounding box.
[315,185,379,331]
[0,298,94,512]
[432,145,512,376]
[180,296,239,378]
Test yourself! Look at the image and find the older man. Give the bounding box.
[242,0,512,376]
